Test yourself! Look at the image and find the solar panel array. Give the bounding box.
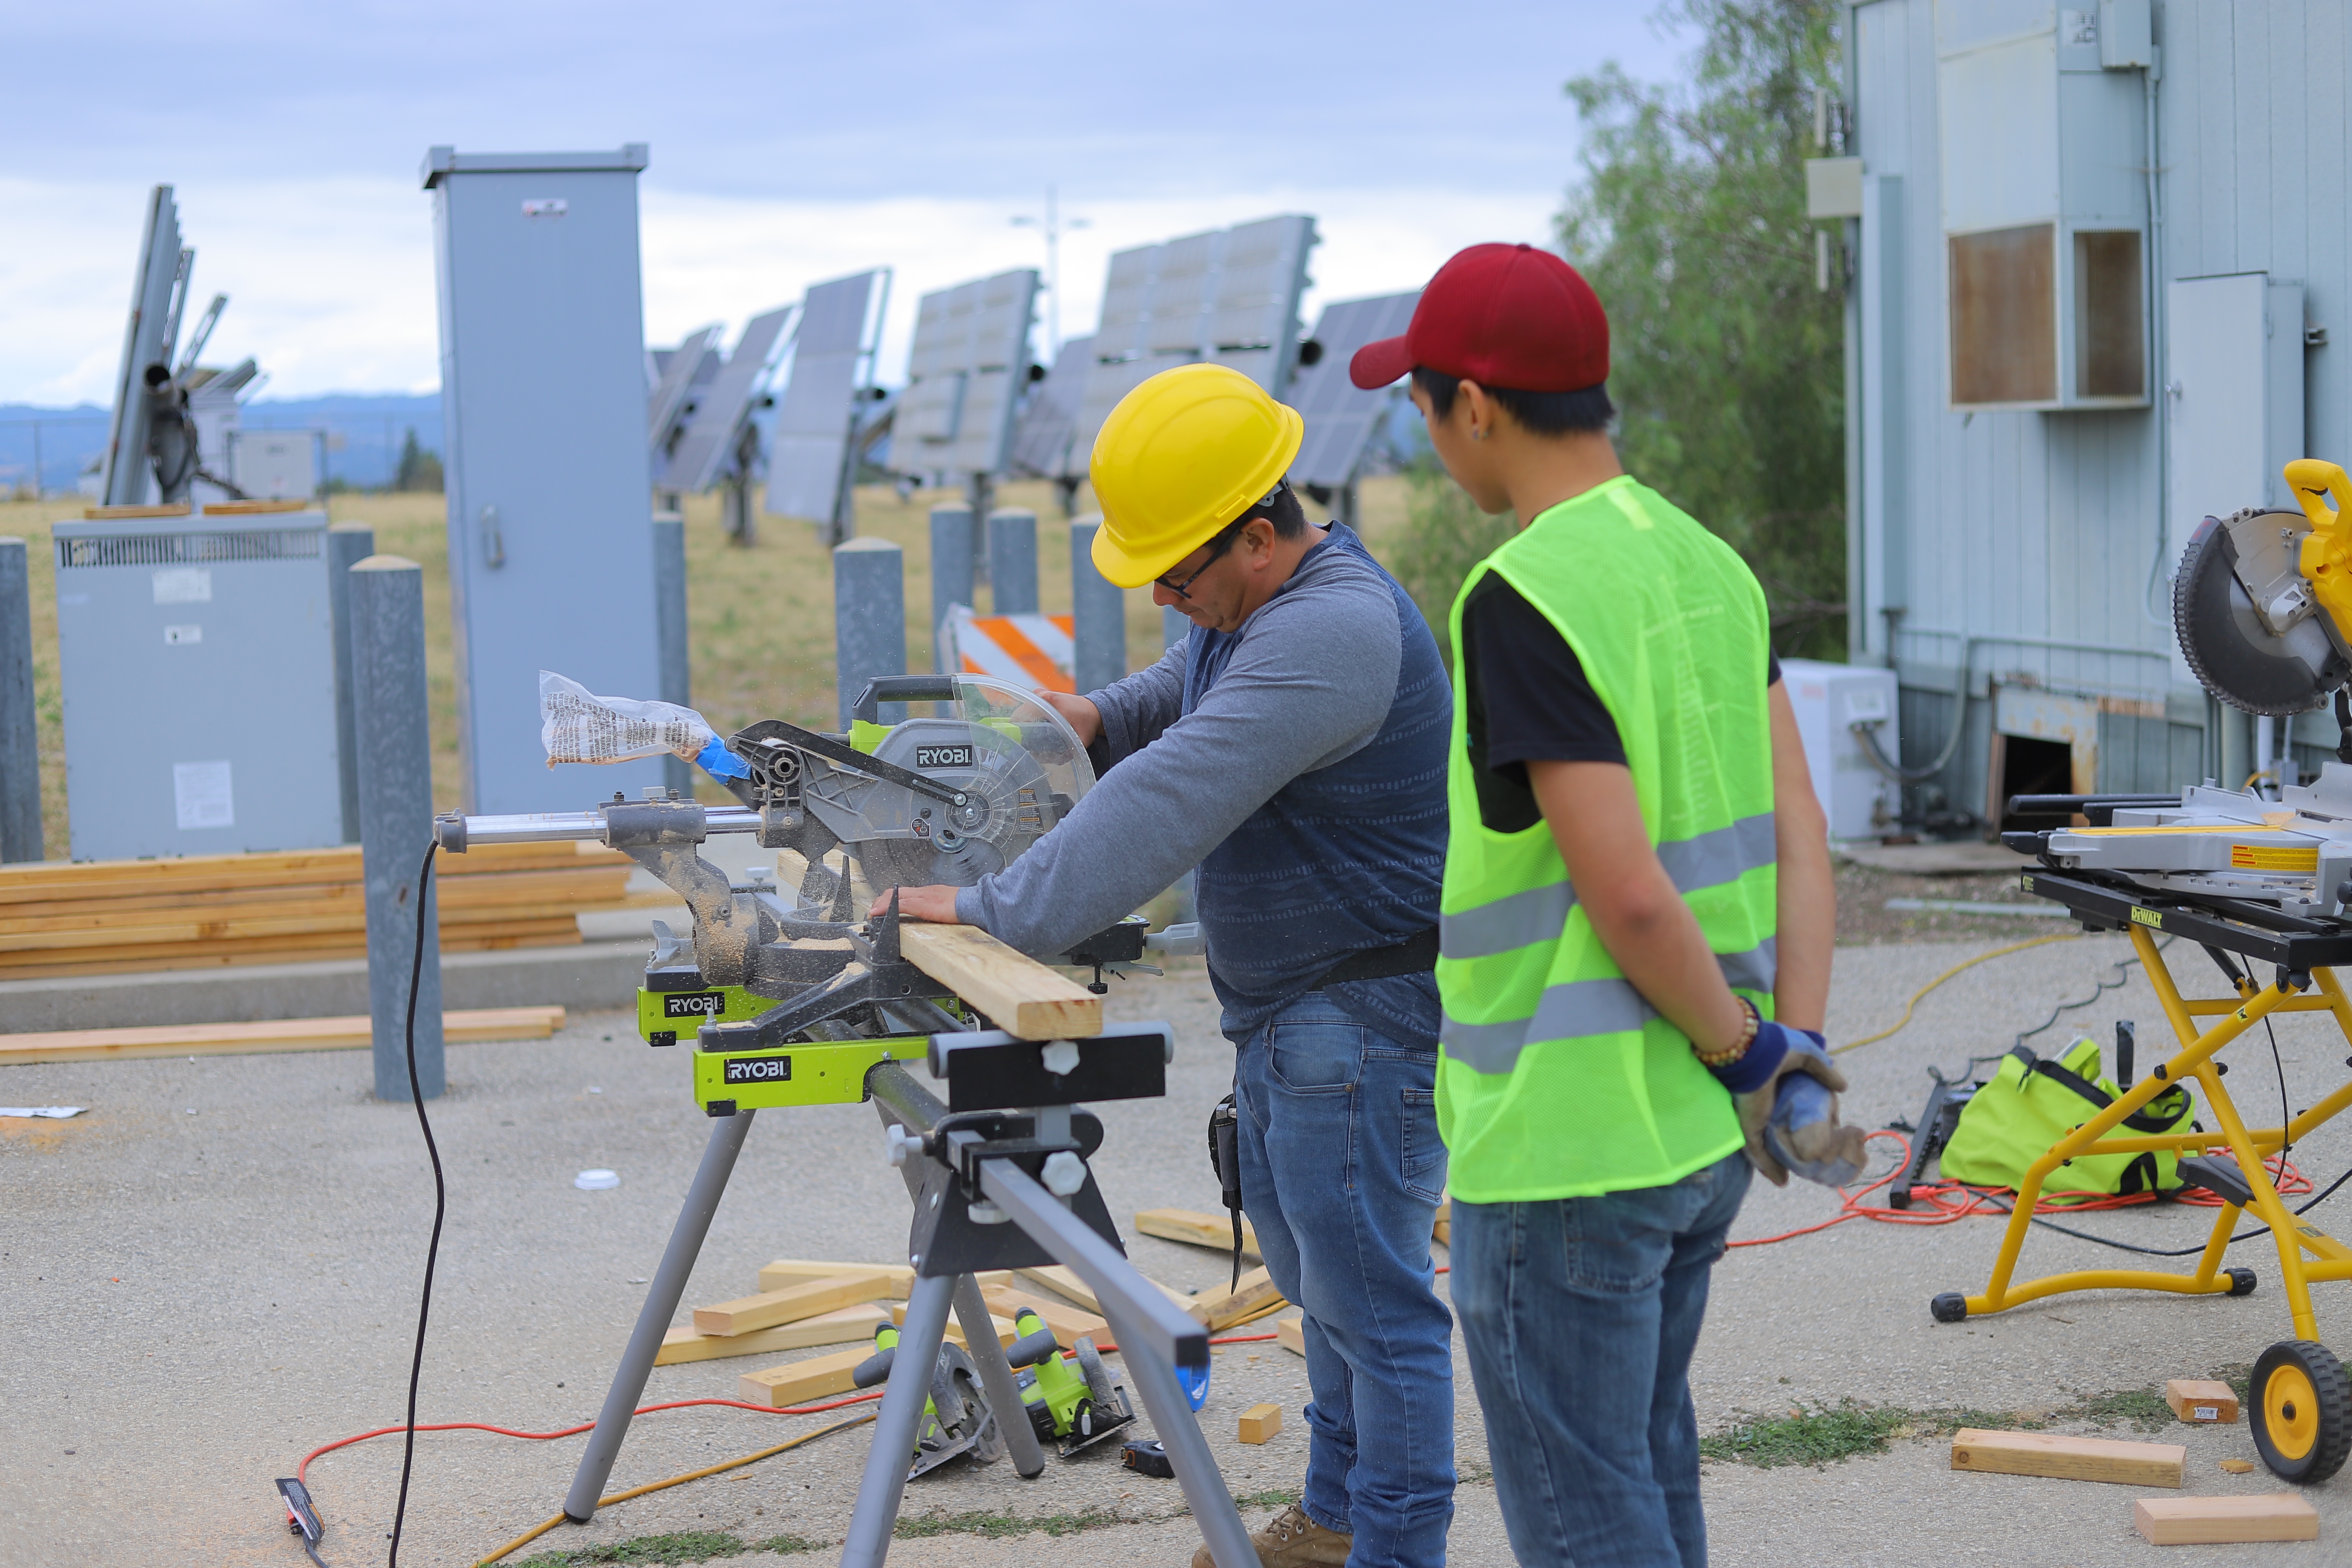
[1286,290,1421,489]
[766,268,889,527]
[895,268,1039,479]
[664,305,796,493]
[1068,214,1318,468]
[1007,333,1094,479]
[646,323,722,462]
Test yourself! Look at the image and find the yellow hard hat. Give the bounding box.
[1088,363,1304,589]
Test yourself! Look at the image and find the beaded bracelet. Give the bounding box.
[1692,996,1759,1068]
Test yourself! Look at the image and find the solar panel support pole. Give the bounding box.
[654,511,692,796]
[1069,516,1125,695]
[965,474,995,566]
[986,508,1038,616]
[928,505,974,674]
[1334,479,1359,530]
[325,522,376,843]
[0,539,41,863]
[349,554,444,1101]
[835,537,907,730]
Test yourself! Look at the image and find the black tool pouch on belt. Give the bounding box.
[1207,1092,1243,1291]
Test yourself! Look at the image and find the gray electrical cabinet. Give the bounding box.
[54,508,342,861]
[426,144,665,813]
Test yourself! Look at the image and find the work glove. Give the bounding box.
[1729,1026,1867,1188]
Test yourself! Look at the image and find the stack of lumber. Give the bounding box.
[0,1006,565,1067]
[0,840,640,980]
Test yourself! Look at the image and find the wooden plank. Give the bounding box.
[1948,1429,2184,1488]
[737,1344,875,1407]
[890,1300,1019,1349]
[980,1284,1108,1344]
[1433,1198,1450,1248]
[760,1260,916,1297]
[2162,1378,2240,1424]
[1015,1263,1193,1315]
[0,916,583,977]
[2133,1494,2318,1546]
[655,1303,890,1366]
[692,1272,895,1337]
[1190,1266,1286,1330]
[1238,1404,1283,1444]
[898,922,1101,1039]
[1136,1208,1259,1256]
[1274,1316,1305,1357]
[0,1007,566,1067]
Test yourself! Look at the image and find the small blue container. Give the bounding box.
[1175,1360,1210,1411]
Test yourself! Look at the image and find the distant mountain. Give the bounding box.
[1,391,441,494]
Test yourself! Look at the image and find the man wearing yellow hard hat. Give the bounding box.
[885,360,1457,1568]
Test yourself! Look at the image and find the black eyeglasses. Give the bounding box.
[1155,519,1250,600]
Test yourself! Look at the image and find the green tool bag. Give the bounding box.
[1939,1035,2198,1197]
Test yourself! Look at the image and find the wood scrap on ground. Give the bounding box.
[981,1284,1108,1344]
[656,1303,889,1366]
[1189,1265,1286,1330]
[890,1300,1018,1349]
[898,922,1101,1038]
[1433,1197,1450,1247]
[2162,1378,2240,1423]
[1238,1404,1283,1443]
[2133,1493,2318,1545]
[1274,1316,1305,1357]
[758,1259,916,1297]
[0,1006,566,1067]
[1947,1429,2185,1487]
[692,1271,896,1337]
[738,1344,874,1407]
[1016,1263,1193,1315]
[1136,1207,1259,1257]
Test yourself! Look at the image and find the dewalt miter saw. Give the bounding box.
[2008,460,2352,915]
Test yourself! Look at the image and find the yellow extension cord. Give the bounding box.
[1831,932,2083,1055]
[474,1411,876,1566]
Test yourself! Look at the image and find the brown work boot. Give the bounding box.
[1190,1503,1352,1568]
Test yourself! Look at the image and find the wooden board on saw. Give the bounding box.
[1136,1208,1260,1257]
[692,1272,897,1337]
[2133,1494,2318,1545]
[898,922,1101,1039]
[1948,1429,2185,1487]
[0,1006,567,1067]
[980,1284,1108,1344]
[1189,1265,1286,1330]
[657,1303,890,1366]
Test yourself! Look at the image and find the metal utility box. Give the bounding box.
[228,429,319,500]
[54,508,341,861]
[1780,659,1901,842]
[426,144,664,813]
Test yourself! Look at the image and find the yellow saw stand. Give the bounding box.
[1937,867,2352,1482]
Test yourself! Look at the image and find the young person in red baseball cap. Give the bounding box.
[1354,243,1841,1566]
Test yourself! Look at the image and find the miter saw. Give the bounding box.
[2006,459,2352,916]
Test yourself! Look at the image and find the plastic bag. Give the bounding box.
[539,670,716,768]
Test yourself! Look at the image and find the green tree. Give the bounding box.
[394,427,444,493]
[1562,0,1847,657]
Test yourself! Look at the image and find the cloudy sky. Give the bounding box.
[2,0,1690,404]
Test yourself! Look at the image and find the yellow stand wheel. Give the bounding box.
[2248,1341,2352,1483]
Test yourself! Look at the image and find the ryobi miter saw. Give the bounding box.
[2003,459,2352,911]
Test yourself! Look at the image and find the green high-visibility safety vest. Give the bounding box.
[1436,476,1779,1203]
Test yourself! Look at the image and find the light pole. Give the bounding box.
[1011,186,1090,360]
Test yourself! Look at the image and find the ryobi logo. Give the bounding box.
[722,1056,792,1085]
[915,745,975,769]
[665,992,726,1019]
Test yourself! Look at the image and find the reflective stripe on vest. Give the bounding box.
[1439,812,1775,962]
[1440,939,1778,1073]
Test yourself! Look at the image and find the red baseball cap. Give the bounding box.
[1349,243,1609,393]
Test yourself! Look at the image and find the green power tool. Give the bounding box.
[1005,1306,1136,1457]
[850,1321,1005,1479]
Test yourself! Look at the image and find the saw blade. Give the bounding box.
[2174,513,2344,715]
[855,718,1071,890]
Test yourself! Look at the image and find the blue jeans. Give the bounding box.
[1451,1151,1751,1568]
[1230,992,1456,1568]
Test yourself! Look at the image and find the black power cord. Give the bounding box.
[388,842,444,1567]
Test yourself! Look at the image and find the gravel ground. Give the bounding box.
[6,933,2352,1566]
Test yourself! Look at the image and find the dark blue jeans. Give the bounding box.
[1230,992,1456,1568]
[1451,1151,1751,1568]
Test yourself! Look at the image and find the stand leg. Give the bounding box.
[564,1110,756,1522]
[841,1273,956,1568]
[954,1272,1046,1477]
[1095,1292,1259,1568]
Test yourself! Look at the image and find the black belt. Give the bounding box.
[1309,926,1439,989]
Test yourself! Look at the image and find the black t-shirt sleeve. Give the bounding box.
[1460,574,1780,833]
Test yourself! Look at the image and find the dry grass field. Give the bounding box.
[0,475,1412,856]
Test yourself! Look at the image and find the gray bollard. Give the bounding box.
[835,537,907,729]
[1069,516,1125,695]
[1164,605,1191,652]
[350,555,444,1101]
[928,505,975,674]
[325,523,375,844]
[986,508,1038,615]
[0,540,41,863]
[653,512,691,796]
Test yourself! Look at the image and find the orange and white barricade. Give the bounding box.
[939,604,1075,694]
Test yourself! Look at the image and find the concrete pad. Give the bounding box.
[1838,839,2026,876]
[5,937,2352,1566]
